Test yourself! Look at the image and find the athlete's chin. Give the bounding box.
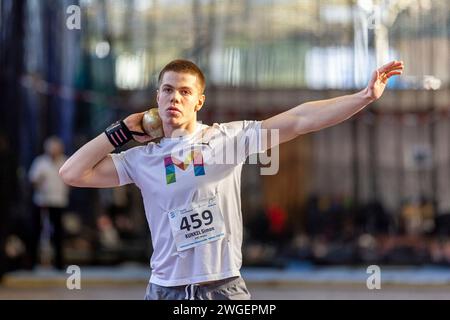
[164,117,184,127]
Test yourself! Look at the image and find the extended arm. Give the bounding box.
[261,60,404,148]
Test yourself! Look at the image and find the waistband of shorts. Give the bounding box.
[200,276,240,288]
[157,276,241,290]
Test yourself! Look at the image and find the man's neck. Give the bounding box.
[163,121,197,138]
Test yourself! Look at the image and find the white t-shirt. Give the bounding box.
[111,120,264,286]
[29,154,69,208]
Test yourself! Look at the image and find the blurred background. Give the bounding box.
[1,0,450,299]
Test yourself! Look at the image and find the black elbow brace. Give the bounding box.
[104,120,145,148]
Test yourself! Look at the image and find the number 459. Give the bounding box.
[180,210,213,232]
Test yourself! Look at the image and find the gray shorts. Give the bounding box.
[144,276,251,300]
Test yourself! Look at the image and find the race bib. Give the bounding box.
[168,196,225,251]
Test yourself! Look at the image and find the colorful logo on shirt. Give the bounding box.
[164,149,205,184]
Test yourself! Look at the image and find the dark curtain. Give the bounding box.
[0,0,25,278]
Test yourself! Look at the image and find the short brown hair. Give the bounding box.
[158,59,206,93]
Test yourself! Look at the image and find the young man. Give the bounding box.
[59,59,404,299]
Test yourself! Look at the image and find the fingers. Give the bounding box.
[379,69,403,82]
[378,60,404,73]
[124,112,145,128]
[385,65,404,72]
[380,67,403,77]
[385,70,403,78]
[376,60,404,83]
[378,61,396,72]
[381,60,403,68]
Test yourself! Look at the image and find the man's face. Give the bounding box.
[46,140,64,157]
[156,71,205,129]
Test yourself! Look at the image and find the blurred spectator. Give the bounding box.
[400,197,435,236]
[356,200,391,235]
[244,204,293,267]
[266,204,291,245]
[28,136,69,270]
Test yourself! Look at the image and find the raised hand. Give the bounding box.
[365,60,404,101]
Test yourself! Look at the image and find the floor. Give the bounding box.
[1,264,450,300]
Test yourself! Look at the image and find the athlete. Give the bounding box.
[59,59,404,299]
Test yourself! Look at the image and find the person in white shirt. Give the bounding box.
[29,136,69,270]
[59,59,404,299]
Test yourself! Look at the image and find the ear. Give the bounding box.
[194,94,205,112]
